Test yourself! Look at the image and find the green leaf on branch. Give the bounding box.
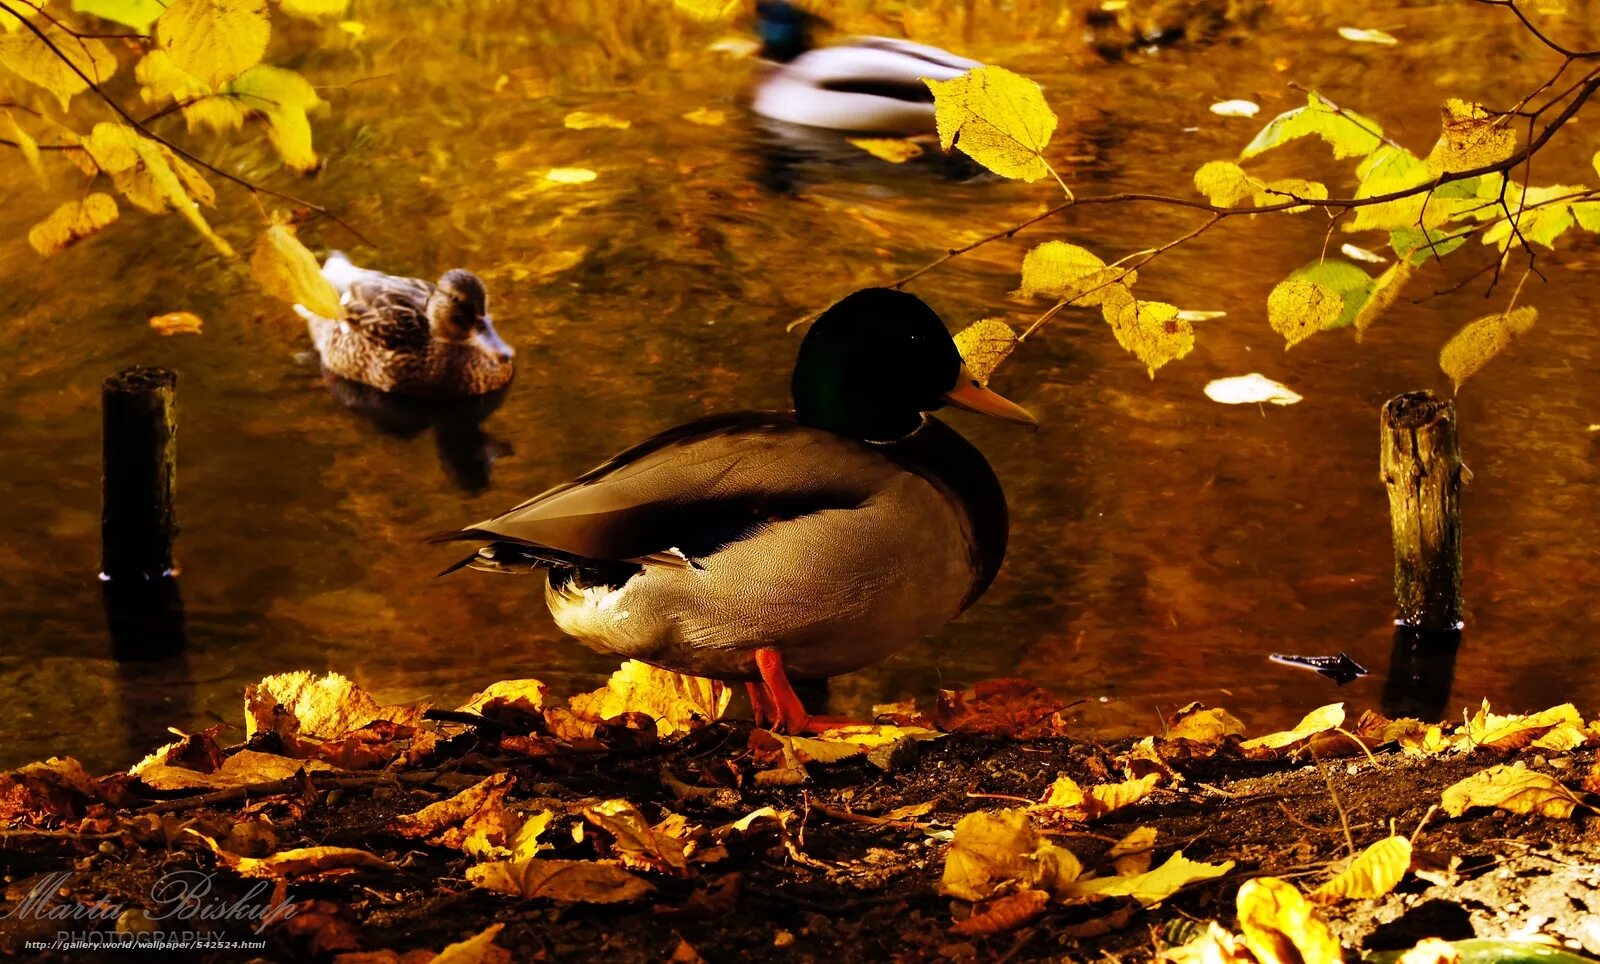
[1016,241,1133,308]
[926,65,1057,182]
[157,0,270,89]
[1102,295,1193,377]
[72,0,167,31]
[1439,307,1537,391]
[1240,92,1382,161]
[0,20,119,110]
[1286,259,1375,331]
[1345,146,1430,232]
[1266,278,1344,348]
[1481,184,1587,251]
[1389,226,1466,264]
[1352,258,1415,339]
[1425,99,1516,178]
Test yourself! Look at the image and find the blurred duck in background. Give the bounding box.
[295,253,514,399]
[749,0,982,135]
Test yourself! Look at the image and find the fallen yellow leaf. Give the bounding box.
[1108,826,1158,876]
[244,670,426,742]
[1065,851,1234,906]
[196,833,392,879]
[1237,877,1342,964]
[1310,835,1412,904]
[939,808,1082,902]
[846,137,924,164]
[582,799,694,877]
[135,748,341,790]
[149,311,205,336]
[567,660,729,738]
[1240,703,1346,754]
[467,858,654,903]
[391,773,524,858]
[1440,764,1587,819]
[1166,704,1247,743]
[949,889,1049,936]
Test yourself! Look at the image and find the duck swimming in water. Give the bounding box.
[295,253,514,398]
[435,288,1035,733]
[749,0,982,135]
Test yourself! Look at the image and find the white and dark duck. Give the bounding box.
[435,288,1035,733]
[749,0,982,135]
[295,253,514,398]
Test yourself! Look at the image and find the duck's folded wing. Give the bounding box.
[798,39,981,98]
[439,412,891,563]
[341,277,434,351]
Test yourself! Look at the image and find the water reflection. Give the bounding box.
[321,374,513,492]
[746,116,985,194]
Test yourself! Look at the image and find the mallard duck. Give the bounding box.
[435,288,1035,733]
[295,253,514,398]
[750,0,981,134]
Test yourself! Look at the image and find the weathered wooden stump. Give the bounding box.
[1380,391,1464,631]
[101,367,185,659]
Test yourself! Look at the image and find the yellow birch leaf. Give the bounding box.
[83,122,232,255]
[846,137,923,164]
[1438,306,1537,392]
[1309,835,1412,904]
[1105,298,1194,377]
[1016,240,1132,307]
[1266,278,1343,349]
[1352,258,1415,339]
[27,194,119,255]
[567,660,730,738]
[564,110,630,130]
[1237,877,1342,964]
[546,167,598,184]
[135,49,211,109]
[681,107,726,126]
[1194,160,1255,207]
[926,65,1057,182]
[149,310,205,335]
[1440,763,1586,818]
[73,0,168,31]
[4,109,40,177]
[0,21,118,110]
[953,318,1016,385]
[225,65,325,170]
[467,858,654,903]
[278,0,348,18]
[1240,703,1346,753]
[251,222,341,319]
[1425,99,1516,178]
[157,0,269,88]
[1255,178,1328,214]
[1065,851,1234,906]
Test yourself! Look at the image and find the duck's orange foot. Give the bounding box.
[747,648,865,734]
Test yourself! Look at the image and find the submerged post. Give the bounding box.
[102,367,185,659]
[1379,391,1464,631]
[102,367,178,581]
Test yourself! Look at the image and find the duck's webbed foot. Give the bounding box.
[750,648,865,734]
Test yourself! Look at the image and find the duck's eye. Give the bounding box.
[971,378,982,389]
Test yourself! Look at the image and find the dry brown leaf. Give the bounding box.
[582,799,695,877]
[130,727,227,778]
[1236,877,1341,964]
[1440,763,1588,818]
[1583,760,1600,795]
[1034,773,1159,823]
[0,757,100,824]
[149,311,205,335]
[467,858,654,903]
[390,772,524,857]
[197,833,393,879]
[567,660,729,738]
[136,748,341,790]
[1309,835,1412,904]
[457,679,547,729]
[949,889,1049,936]
[932,679,1071,738]
[27,194,119,256]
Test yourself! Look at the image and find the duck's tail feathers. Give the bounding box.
[320,250,365,294]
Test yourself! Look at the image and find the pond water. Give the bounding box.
[3,1,1599,771]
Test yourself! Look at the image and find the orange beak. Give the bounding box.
[942,365,1038,427]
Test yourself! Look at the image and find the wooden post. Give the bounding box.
[1380,391,1464,631]
[101,367,185,660]
[102,367,177,582]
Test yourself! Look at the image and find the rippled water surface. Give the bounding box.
[4,1,1600,770]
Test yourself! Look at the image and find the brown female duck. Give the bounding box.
[295,253,514,397]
